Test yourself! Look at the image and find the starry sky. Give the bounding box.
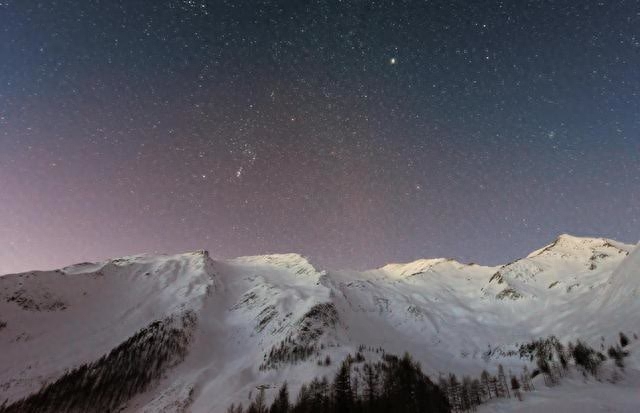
[1,0,639,274]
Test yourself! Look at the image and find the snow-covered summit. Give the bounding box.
[229,252,325,278]
[526,233,632,259]
[378,257,475,278]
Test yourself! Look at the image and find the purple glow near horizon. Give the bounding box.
[0,1,638,274]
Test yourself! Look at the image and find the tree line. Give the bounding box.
[437,363,534,412]
[231,331,635,413]
[229,352,450,413]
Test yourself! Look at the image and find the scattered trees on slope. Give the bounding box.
[607,345,630,369]
[235,352,450,413]
[438,363,534,412]
[260,303,339,371]
[619,332,629,348]
[0,311,196,413]
[569,340,605,377]
[519,333,632,383]
[240,330,637,413]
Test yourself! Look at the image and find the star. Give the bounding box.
[0,0,638,275]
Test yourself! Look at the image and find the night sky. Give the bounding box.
[1,0,639,274]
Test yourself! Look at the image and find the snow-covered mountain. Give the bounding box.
[0,235,638,412]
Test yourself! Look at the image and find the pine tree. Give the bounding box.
[510,376,522,401]
[520,373,529,392]
[306,377,331,412]
[251,388,267,413]
[469,379,482,408]
[480,370,492,400]
[497,365,510,398]
[460,377,472,412]
[571,340,603,377]
[551,361,563,382]
[352,376,360,405]
[333,360,353,413]
[620,332,629,347]
[608,345,629,369]
[295,383,311,412]
[447,374,461,412]
[520,366,533,392]
[270,382,290,413]
[554,341,568,372]
[227,403,244,413]
[363,363,378,409]
[319,377,331,411]
[489,376,500,399]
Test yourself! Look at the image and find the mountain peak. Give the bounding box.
[526,234,631,259]
[57,249,212,275]
[229,253,324,277]
[379,257,464,277]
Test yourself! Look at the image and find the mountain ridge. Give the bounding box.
[3,234,635,279]
[0,234,638,412]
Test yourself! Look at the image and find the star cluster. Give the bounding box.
[0,0,638,273]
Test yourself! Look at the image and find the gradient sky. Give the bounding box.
[1,0,639,274]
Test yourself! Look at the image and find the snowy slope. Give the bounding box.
[0,250,214,404]
[480,243,640,412]
[0,235,638,412]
